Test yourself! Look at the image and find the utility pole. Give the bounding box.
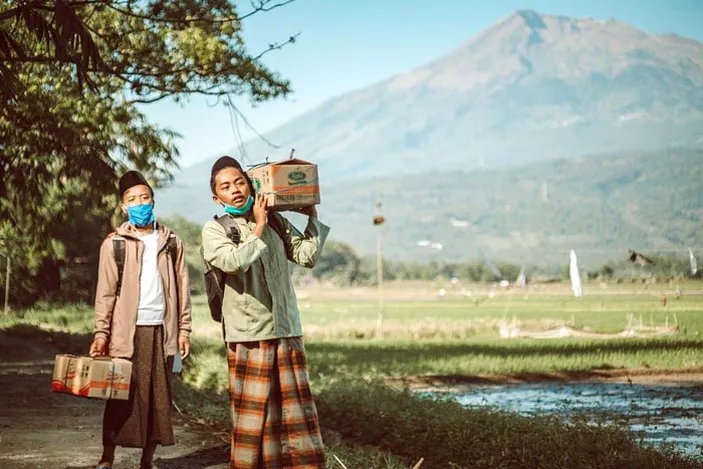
[4,254,10,315]
[373,200,385,339]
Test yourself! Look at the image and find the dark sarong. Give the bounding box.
[103,326,175,448]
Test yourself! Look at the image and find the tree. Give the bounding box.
[0,0,296,305]
[0,0,294,101]
[160,215,205,294]
[313,241,363,286]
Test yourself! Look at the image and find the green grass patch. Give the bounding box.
[294,293,702,338]
[187,292,703,380]
[316,380,702,469]
[305,337,703,379]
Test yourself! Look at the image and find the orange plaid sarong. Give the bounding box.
[227,337,326,469]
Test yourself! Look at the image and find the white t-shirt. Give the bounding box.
[136,231,165,325]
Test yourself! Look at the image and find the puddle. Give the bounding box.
[448,382,703,457]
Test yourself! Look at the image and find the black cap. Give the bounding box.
[211,156,244,177]
[210,156,254,195]
[119,170,153,197]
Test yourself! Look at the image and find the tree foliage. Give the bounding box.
[0,0,293,102]
[0,0,296,306]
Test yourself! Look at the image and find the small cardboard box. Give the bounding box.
[51,354,132,401]
[247,158,320,211]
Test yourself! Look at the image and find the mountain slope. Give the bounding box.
[175,9,703,183]
[157,149,703,268]
[316,149,703,268]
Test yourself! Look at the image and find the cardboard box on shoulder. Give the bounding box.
[51,354,132,401]
[247,158,320,211]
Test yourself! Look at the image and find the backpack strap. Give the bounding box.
[166,232,180,314]
[167,233,178,273]
[267,212,295,261]
[203,216,240,331]
[267,212,289,243]
[111,234,126,297]
[214,215,241,245]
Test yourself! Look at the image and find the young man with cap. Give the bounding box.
[88,170,192,469]
[202,156,329,468]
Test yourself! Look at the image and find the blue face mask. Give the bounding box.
[223,196,254,216]
[126,203,155,227]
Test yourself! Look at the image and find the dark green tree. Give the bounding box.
[0,0,295,306]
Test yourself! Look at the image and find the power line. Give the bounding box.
[225,95,281,153]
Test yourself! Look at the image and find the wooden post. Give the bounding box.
[374,200,384,339]
[4,255,9,315]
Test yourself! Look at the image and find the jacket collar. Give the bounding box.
[115,221,171,245]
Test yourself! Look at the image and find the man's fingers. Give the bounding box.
[179,338,191,360]
[89,339,105,357]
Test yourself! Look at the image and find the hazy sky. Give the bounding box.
[140,0,703,168]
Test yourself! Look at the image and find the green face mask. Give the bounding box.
[223,196,254,216]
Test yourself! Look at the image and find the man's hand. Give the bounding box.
[179,336,191,360]
[89,337,107,357]
[291,205,317,218]
[253,193,269,225]
[252,194,269,239]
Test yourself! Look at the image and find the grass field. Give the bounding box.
[186,283,703,385]
[2,282,702,468]
[4,283,702,383]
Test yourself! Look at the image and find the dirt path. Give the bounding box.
[388,368,703,392]
[0,329,230,469]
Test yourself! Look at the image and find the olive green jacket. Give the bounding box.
[201,214,330,342]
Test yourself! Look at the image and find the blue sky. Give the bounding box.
[141,0,703,168]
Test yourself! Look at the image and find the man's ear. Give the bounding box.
[120,204,128,215]
[212,195,222,205]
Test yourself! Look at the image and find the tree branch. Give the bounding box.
[101,0,297,25]
[102,3,237,25]
[252,31,299,61]
[125,93,170,104]
[239,0,297,21]
[0,55,73,64]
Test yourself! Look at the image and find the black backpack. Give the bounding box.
[202,213,287,323]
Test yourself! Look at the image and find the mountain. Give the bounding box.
[174,9,703,183]
[157,149,703,268]
[156,10,703,267]
[316,149,703,268]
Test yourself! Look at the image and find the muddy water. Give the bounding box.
[450,382,703,457]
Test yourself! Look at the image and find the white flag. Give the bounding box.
[690,247,698,275]
[516,267,527,289]
[569,250,584,297]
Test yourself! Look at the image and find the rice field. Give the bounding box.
[186,282,703,383]
[4,281,701,381]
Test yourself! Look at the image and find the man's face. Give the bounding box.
[121,184,153,213]
[213,167,251,208]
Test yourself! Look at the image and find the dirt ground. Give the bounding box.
[389,367,703,393]
[0,329,230,469]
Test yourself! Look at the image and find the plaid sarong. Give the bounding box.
[227,337,326,469]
